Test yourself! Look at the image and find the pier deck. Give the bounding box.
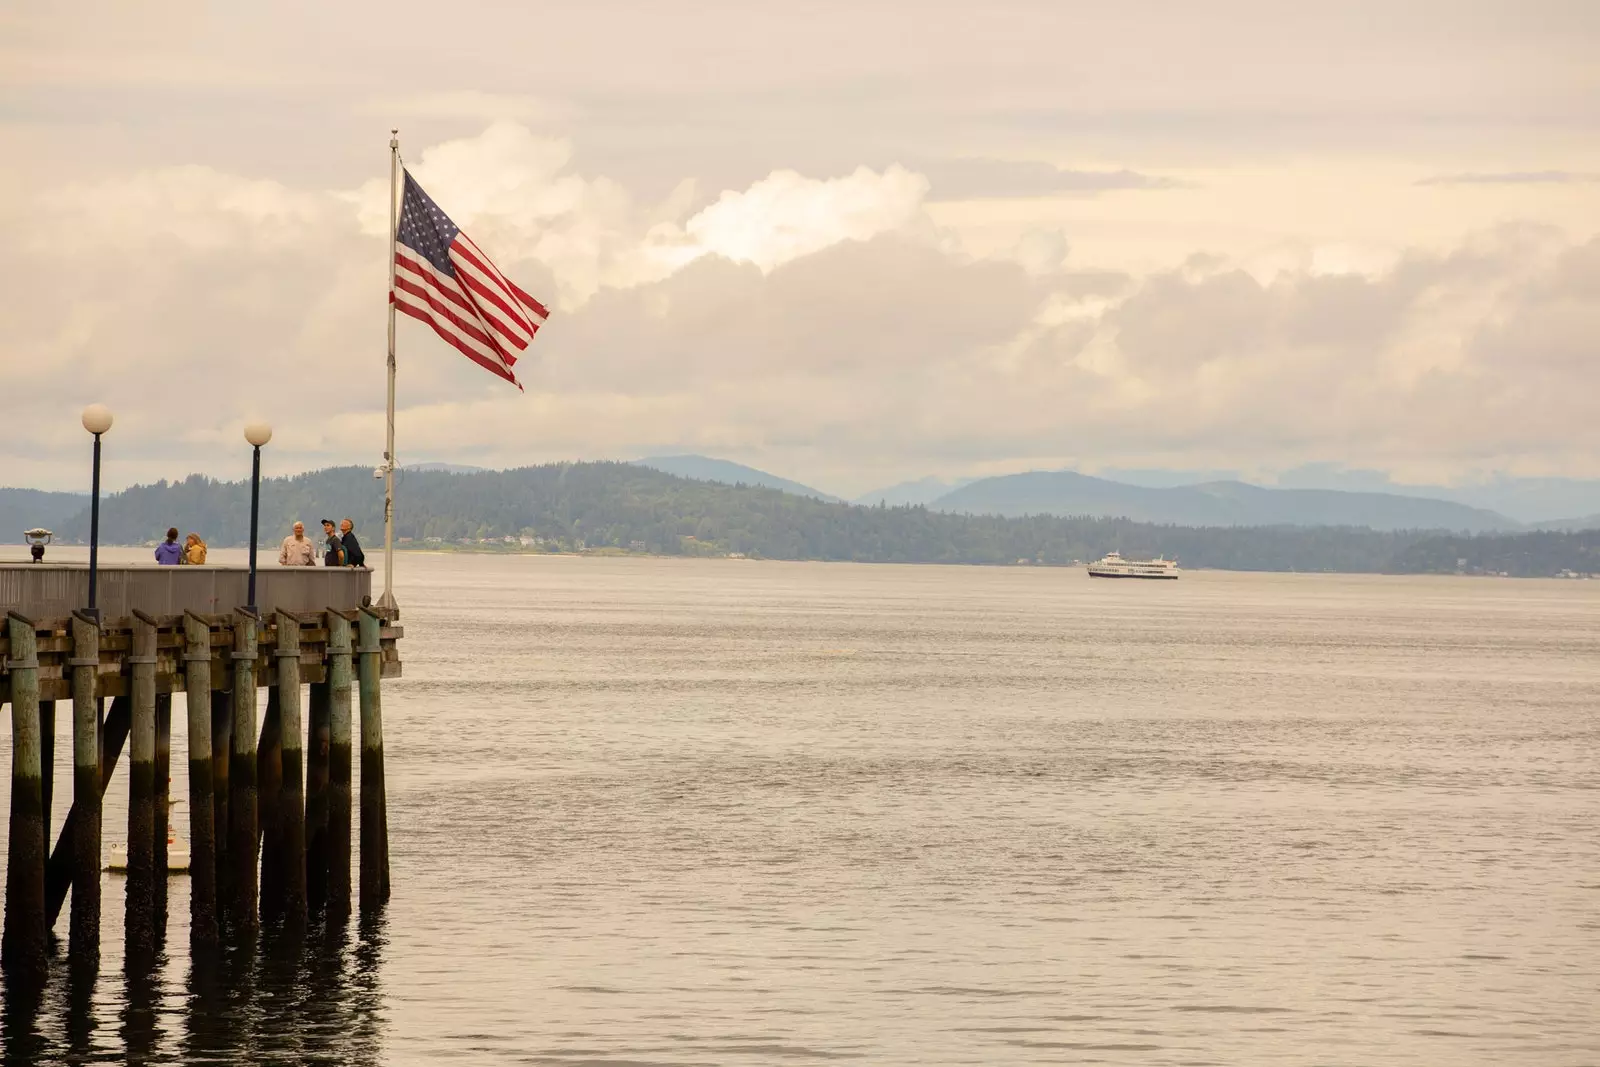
[0,570,401,703]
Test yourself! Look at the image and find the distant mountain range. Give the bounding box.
[632,455,840,501]
[1270,465,1600,524]
[927,470,1520,532]
[852,476,976,507]
[1096,464,1600,525]
[644,455,1600,533]
[9,462,1596,577]
[8,456,1600,553]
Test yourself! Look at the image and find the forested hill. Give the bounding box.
[23,461,1598,575]
[0,487,86,541]
[1387,529,1600,577]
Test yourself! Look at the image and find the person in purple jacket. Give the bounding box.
[154,527,182,565]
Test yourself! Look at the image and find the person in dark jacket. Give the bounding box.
[154,527,182,565]
[320,519,346,567]
[339,518,366,567]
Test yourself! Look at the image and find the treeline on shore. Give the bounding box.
[26,461,1600,575]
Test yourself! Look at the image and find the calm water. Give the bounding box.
[2,552,1599,1065]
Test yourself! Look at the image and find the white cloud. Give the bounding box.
[340,124,934,308]
[2,122,1599,497]
[679,165,931,272]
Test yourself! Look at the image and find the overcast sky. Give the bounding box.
[3,1,1597,496]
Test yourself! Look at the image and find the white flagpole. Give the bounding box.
[378,129,400,611]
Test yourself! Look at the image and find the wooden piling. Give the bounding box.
[69,611,102,966]
[44,695,128,932]
[124,612,159,957]
[183,612,219,945]
[229,609,260,938]
[326,611,354,921]
[305,680,331,915]
[153,692,172,937]
[40,699,55,853]
[275,611,308,926]
[257,688,283,922]
[357,608,391,910]
[211,690,231,904]
[1,594,398,953]
[3,612,49,984]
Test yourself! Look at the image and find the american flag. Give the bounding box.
[391,170,548,390]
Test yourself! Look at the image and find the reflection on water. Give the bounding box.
[1,917,385,1064]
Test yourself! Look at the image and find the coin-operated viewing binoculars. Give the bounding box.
[24,527,52,562]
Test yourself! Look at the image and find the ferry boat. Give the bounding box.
[1086,551,1179,579]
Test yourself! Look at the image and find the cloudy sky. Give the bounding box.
[3,1,1597,496]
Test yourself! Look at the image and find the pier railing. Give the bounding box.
[0,562,372,620]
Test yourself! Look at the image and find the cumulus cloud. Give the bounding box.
[680,165,931,272]
[341,124,933,306]
[2,123,1598,496]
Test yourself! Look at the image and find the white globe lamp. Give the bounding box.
[81,403,114,436]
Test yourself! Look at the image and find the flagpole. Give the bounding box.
[378,129,400,611]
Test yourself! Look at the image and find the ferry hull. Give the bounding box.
[1087,570,1179,579]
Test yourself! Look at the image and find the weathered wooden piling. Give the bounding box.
[276,611,308,925]
[3,613,48,983]
[45,695,128,932]
[154,691,172,936]
[229,609,260,938]
[257,687,283,921]
[326,612,354,920]
[184,611,219,945]
[40,699,55,852]
[357,608,391,910]
[305,680,331,915]
[211,686,231,904]
[124,612,160,957]
[70,611,101,965]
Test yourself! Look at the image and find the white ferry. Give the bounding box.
[1086,551,1179,579]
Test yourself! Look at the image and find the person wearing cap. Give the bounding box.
[320,518,346,567]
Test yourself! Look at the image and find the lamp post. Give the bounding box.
[244,422,272,615]
[81,404,114,619]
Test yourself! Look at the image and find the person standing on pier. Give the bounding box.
[154,527,182,565]
[320,519,347,567]
[279,521,317,566]
[183,532,207,564]
[339,518,365,568]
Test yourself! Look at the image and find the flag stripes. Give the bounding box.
[390,169,548,390]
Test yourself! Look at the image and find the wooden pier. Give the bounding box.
[0,563,400,986]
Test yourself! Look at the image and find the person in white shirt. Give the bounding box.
[279,521,317,566]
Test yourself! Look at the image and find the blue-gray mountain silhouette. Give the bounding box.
[930,470,1519,532]
[632,455,840,501]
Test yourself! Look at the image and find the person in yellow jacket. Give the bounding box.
[182,533,207,565]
